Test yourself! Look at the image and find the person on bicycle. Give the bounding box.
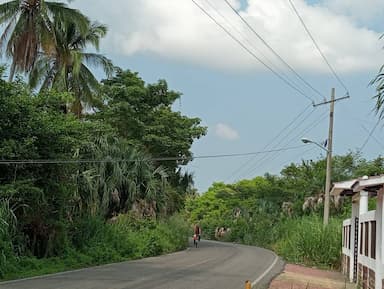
[193,223,201,241]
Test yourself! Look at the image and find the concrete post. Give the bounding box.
[359,191,369,215]
[350,200,359,282]
[376,190,383,289]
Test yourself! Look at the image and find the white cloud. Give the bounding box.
[323,0,384,22]
[72,0,384,73]
[215,123,239,140]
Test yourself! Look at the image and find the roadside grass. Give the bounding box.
[0,214,189,281]
[274,215,342,269]
[198,214,342,269]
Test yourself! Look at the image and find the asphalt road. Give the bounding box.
[0,240,284,289]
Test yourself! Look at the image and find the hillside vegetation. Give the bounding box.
[186,153,384,268]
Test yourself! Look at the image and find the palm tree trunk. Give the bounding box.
[8,61,16,82]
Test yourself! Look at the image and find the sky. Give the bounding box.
[56,0,384,191]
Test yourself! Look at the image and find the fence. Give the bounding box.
[342,210,378,289]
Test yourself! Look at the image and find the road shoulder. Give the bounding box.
[267,264,355,289]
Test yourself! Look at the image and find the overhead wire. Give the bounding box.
[361,125,384,150]
[203,0,306,92]
[227,105,316,182]
[359,120,381,152]
[239,107,318,177]
[287,0,349,94]
[223,0,325,101]
[191,0,315,103]
[241,108,329,179]
[255,111,329,174]
[0,145,308,165]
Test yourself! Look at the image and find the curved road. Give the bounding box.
[0,240,284,289]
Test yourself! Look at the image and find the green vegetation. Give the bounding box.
[0,0,206,280]
[274,216,341,268]
[186,153,384,269]
[1,0,383,282]
[1,214,189,280]
[0,67,203,279]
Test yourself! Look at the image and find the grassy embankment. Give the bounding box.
[0,214,189,281]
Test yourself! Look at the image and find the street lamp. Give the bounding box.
[301,137,332,226]
[301,138,328,152]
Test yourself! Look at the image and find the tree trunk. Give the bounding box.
[8,62,16,82]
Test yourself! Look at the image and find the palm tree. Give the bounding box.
[74,136,167,218]
[371,65,384,120]
[0,0,89,81]
[29,20,114,116]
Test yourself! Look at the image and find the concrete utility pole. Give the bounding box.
[323,88,335,226]
[313,88,350,225]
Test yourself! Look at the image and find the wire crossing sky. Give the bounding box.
[67,0,384,192]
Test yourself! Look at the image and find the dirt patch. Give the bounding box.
[268,264,353,289]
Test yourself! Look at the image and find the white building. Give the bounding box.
[331,175,384,289]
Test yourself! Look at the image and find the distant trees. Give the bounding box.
[186,152,384,241]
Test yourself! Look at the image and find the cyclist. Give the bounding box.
[193,223,201,243]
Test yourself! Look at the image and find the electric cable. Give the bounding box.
[287,0,349,93]
[191,0,315,103]
[227,105,315,181]
[0,145,308,165]
[223,0,325,101]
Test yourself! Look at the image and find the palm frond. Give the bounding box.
[0,1,19,23]
[46,2,89,35]
[83,52,114,77]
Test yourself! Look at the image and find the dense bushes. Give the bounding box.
[0,214,189,280]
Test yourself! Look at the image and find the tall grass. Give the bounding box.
[0,199,19,278]
[274,215,342,269]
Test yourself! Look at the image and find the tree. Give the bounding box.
[76,136,168,218]
[29,19,114,116]
[0,0,89,81]
[0,75,105,257]
[98,69,207,173]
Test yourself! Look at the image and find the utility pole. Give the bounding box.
[313,89,349,226]
[323,88,335,226]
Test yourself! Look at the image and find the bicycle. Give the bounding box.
[193,234,199,248]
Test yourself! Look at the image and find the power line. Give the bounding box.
[0,145,308,165]
[226,104,313,181]
[203,0,305,92]
[191,0,315,103]
[239,107,318,176]
[223,0,325,101]
[287,0,349,93]
[359,120,380,152]
[361,125,384,150]
[242,108,328,179]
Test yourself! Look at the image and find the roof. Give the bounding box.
[330,179,357,196]
[353,175,384,193]
[331,175,384,196]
